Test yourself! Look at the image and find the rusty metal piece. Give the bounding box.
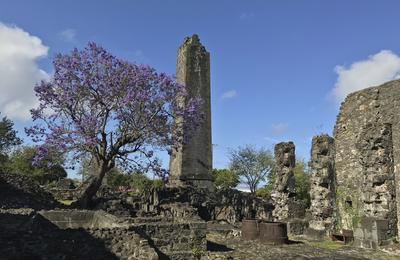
[241,219,260,240]
[258,221,288,245]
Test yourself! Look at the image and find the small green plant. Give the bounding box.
[192,245,205,258]
[309,239,344,250]
[58,199,76,205]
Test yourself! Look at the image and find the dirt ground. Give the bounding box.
[204,227,400,260]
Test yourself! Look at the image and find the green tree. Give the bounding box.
[26,43,202,207]
[212,168,239,190]
[256,160,311,204]
[107,168,131,188]
[0,115,22,169]
[229,145,275,194]
[255,167,276,199]
[130,173,162,194]
[7,146,67,185]
[255,186,271,199]
[293,160,311,207]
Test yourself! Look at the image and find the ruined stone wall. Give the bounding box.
[133,221,207,259]
[0,172,58,210]
[308,135,336,234]
[0,209,157,259]
[334,79,400,236]
[122,186,273,224]
[271,142,298,221]
[357,123,397,237]
[213,189,273,223]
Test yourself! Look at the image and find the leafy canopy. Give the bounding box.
[26,42,202,178]
[0,114,22,165]
[256,160,311,204]
[7,146,67,185]
[229,145,275,194]
[212,168,239,190]
[293,160,311,207]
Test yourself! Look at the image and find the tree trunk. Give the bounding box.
[75,166,108,208]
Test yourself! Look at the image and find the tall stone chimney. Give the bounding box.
[169,34,213,190]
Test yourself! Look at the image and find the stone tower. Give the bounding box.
[169,34,213,189]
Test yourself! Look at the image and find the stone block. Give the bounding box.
[354,217,392,249]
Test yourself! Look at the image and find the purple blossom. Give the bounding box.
[26,42,203,179]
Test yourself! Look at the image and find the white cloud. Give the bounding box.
[59,28,77,43]
[263,136,279,144]
[0,22,49,120]
[271,123,288,136]
[332,50,400,102]
[221,90,238,100]
[239,12,255,20]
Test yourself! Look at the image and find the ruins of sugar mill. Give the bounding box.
[2,34,400,259]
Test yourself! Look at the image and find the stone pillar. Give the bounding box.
[271,142,296,221]
[308,135,336,236]
[169,35,213,190]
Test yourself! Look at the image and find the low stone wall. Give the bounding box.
[0,172,58,210]
[122,186,274,225]
[39,209,127,229]
[0,208,155,259]
[354,217,393,249]
[287,218,309,236]
[133,220,207,259]
[39,209,206,259]
[213,189,273,223]
[88,227,158,259]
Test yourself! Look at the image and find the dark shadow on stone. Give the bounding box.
[286,240,304,244]
[207,240,234,252]
[0,211,118,259]
[0,171,59,210]
[132,226,171,260]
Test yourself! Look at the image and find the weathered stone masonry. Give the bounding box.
[308,135,336,235]
[334,80,400,238]
[271,142,296,221]
[169,34,213,190]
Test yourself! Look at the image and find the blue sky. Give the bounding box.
[1,0,400,175]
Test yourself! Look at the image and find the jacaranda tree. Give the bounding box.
[26,43,202,207]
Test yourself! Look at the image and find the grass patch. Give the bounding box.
[308,240,344,250]
[58,199,76,205]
